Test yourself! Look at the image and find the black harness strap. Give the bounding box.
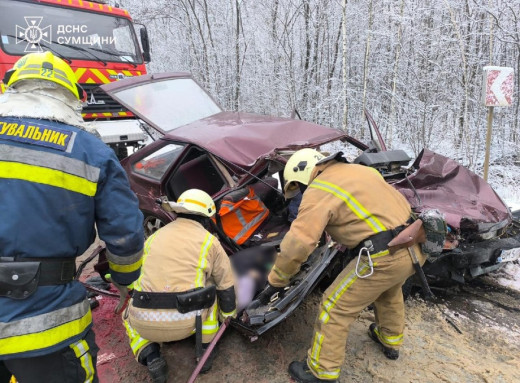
[352,217,414,255]
[0,257,75,285]
[133,291,181,310]
[133,286,216,312]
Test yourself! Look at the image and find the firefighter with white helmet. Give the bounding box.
[0,52,144,382]
[283,148,326,199]
[260,148,426,383]
[123,189,237,383]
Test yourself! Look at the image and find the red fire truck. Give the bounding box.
[0,0,151,158]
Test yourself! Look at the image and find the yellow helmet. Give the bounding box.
[283,148,325,198]
[168,189,216,218]
[3,51,85,101]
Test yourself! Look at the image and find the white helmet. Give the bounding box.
[283,148,325,198]
[167,189,216,218]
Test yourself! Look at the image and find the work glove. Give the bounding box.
[105,274,134,314]
[246,283,285,311]
[219,308,237,322]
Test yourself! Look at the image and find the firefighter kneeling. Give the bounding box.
[262,149,426,383]
[123,189,237,383]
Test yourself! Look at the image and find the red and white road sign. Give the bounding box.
[482,66,514,107]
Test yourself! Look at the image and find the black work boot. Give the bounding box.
[138,343,168,383]
[147,356,168,383]
[368,323,400,360]
[199,343,217,374]
[288,360,337,383]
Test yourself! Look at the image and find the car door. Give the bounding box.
[122,140,189,236]
[364,109,388,152]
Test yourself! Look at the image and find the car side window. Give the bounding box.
[166,148,226,200]
[132,143,185,180]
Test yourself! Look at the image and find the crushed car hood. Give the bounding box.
[393,149,512,231]
[163,111,348,168]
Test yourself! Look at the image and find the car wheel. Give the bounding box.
[143,215,165,238]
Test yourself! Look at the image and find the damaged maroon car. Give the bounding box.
[391,149,520,286]
[96,72,520,337]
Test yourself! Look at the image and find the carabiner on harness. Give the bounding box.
[355,241,374,278]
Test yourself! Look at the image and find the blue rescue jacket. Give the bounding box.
[0,116,144,360]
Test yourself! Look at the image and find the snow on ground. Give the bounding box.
[489,165,520,212]
[486,261,520,292]
[487,194,520,293]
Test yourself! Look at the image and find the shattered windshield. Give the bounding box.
[111,78,223,133]
[0,0,141,64]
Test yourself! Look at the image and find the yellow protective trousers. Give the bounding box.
[123,302,219,361]
[307,245,425,381]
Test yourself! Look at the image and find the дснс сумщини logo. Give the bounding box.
[16,16,52,53]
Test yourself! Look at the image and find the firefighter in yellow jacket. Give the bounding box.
[262,149,426,383]
[123,189,236,383]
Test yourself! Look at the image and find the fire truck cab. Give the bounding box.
[0,0,151,159]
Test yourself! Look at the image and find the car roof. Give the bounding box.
[162,111,349,168]
[100,72,360,168]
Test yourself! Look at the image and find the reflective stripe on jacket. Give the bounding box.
[0,299,91,356]
[218,186,269,245]
[0,116,144,359]
[130,218,235,333]
[268,161,411,286]
[134,218,234,294]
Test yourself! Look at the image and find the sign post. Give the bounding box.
[483,106,494,181]
[481,66,514,181]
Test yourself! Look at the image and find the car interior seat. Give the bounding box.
[167,154,225,200]
[242,177,290,247]
[249,176,281,212]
